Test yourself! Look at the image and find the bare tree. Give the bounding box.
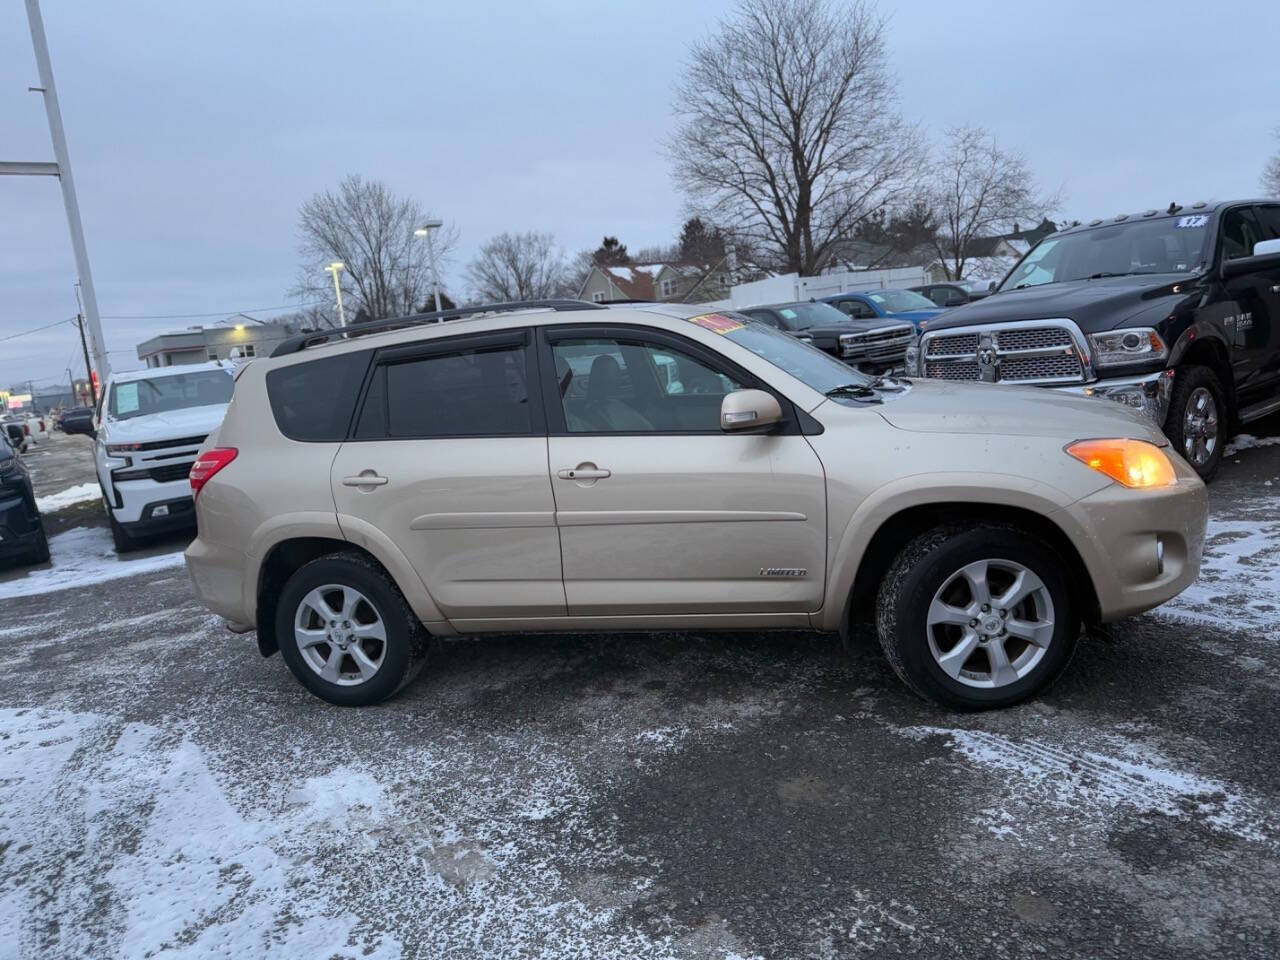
[1264,128,1280,197]
[928,126,1054,281]
[668,0,920,276]
[293,175,457,326]
[465,232,568,302]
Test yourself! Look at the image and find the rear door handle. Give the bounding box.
[557,466,611,480]
[342,473,388,487]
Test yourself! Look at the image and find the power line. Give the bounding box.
[0,317,76,344]
[100,301,328,321]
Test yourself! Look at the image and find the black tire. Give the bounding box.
[27,522,50,565]
[1164,364,1226,482]
[275,552,429,706]
[875,525,1077,711]
[109,513,139,553]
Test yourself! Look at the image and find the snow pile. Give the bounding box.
[0,526,185,601]
[35,482,99,514]
[1225,433,1280,457]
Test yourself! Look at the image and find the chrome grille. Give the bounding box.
[918,320,1087,385]
[995,328,1072,352]
[841,325,913,364]
[924,333,979,356]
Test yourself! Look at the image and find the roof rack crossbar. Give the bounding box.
[271,299,605,357]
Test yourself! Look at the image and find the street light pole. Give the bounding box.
[414,221,444,312]
[21,0,111,385]
[324,262,347,327]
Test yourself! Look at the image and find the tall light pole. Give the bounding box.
[0,0,111,387]
[324,262,347,327]
[414,220,444,312]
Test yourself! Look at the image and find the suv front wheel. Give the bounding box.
[276,553,429,706]
[876,526,1077,710]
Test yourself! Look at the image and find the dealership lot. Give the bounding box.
[1,427,1278,958]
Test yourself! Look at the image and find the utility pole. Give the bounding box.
[76,313,94,405]
[66,366,75,406]
[0,0,111,385]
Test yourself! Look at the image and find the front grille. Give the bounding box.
[842,325,914,364]
[149,462,193,483]
[919,321,1087,385]
[125,434,207,452]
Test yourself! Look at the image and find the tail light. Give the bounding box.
[189,447,238,499]
[23,425,30,436]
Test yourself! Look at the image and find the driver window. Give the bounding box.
[551,337,744,433]
[1221,207,1263,260]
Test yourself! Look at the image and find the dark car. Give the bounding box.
[912,199,1280,480]
[910,281,990,307]
[0,432,50,565]
[59,406,95,437]
[737,300,915,372]
[819,288,944,334]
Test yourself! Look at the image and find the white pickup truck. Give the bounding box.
[66,362,235,552]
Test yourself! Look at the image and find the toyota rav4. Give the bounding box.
[185,300,1208,710]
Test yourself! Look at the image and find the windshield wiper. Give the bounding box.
[825,382,880,402]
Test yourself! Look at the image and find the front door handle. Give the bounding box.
[557,465,611,480]
[342,473,388,487]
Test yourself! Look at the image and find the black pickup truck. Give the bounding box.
[911,199,1280,479]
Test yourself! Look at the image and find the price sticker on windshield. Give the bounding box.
[114,382,140,414]
[1175,215,1209,228]
[687,313,745,335]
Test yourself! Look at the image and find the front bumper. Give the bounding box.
[108,474,196,525]
[1051,369,1175,427]
[1056,453,1207,621]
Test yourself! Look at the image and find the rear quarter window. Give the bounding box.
[266,350,372,441]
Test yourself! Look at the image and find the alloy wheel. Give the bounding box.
[294,584,388,686]
[1181,386,1219,468]
[925,559,1055,689]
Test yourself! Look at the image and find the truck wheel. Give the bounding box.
[875,525,1077,710]
[109,513,139,554]
[27,523,50,565]
[1164,365,1225,481]
[276,552,429,706]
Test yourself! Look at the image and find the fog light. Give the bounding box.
[152,504,170,518]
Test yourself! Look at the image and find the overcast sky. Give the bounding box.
[2,0,1277,388]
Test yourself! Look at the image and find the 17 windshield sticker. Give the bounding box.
[114,382,139,414]
[1175,215,1209,228]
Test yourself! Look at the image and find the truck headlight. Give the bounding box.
[838,334,856,356]
[905,342,920,374]
[1088,327,1167,368]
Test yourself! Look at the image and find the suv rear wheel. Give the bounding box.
[875,526,1077,710]
[276,553,428,706]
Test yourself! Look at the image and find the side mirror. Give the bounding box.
[1222,239,1280,280]
[720,389,783,432]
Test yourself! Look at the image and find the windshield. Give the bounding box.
[108,369,233,421]
[692,313,874,393]
[867,290,936,313]
[772,302,856,331]
[1000,216,1209,291]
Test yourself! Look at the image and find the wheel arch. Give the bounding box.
[837,501,1100,639]
[1169,328,1235,413]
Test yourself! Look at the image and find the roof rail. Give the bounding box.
[270,299,606,357]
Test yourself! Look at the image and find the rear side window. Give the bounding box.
[266,350,372,441]
[360,343,532,439]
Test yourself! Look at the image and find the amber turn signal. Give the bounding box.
[1066,439,1177,488]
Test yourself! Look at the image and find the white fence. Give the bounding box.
[701,265,928,310]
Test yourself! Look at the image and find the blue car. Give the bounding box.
[820,288,944,333]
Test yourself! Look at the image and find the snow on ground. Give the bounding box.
[1155,518,1280,631]
[1224,433,1280,457]
[34,481,100,513]
[0,526,185,601]
[896,725,1277,849]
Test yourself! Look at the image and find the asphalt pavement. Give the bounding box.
[1,422,1278,959]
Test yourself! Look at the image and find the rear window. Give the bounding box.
[266,351,372,441]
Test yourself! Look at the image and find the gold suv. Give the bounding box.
[185,301,1207,710]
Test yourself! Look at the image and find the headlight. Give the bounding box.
[106,442,142,455]
[1088,327,1167,368]
[905,342,920,374]
[838,333,856,355]
[1066,438,1177,488]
